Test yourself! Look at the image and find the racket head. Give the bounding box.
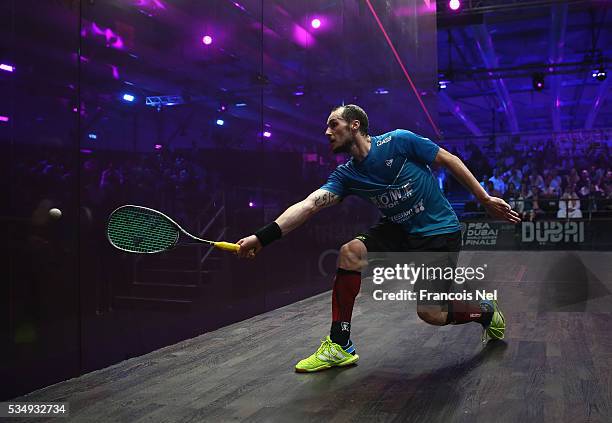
[106,205,180,253]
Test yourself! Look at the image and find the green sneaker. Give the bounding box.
[295,336,359,373]
[481,300,506,344]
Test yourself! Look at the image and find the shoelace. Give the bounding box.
[317,338,333,354]
[310,338,340,362]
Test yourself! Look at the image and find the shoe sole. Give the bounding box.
[295,354,359,373]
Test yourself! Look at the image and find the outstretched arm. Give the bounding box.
[236,189,341,258]
[433,148,521,223]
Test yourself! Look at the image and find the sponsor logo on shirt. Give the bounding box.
[368,183,413,209]
[388,199,425,223]
[376,136,392,147]
[385,159,394,167]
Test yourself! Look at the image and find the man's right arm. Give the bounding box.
[235,189,341,258]
[276,189,341,235]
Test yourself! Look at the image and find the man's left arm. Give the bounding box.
[433,148,521,223]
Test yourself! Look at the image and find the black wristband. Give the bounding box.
[254,222,282,247]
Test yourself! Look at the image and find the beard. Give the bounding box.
[332,135,356,154]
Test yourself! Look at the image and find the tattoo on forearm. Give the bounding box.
[314,191,338,208]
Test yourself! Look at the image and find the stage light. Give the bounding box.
[438,71,451,90]
[449,0,461,11]
[202,35,212,45]
[293,90,304,96]
[0,64,14,72]
[248,201,255,208]
[532,73,545,91]
[122,93,135,102]
[88,133,97,139]
[235,102,247,107]
[0,115,9,122]
[593,68,607,81]
[263,131,271,138]
[216,119,224,126]
[154,144,163,150]
[311,18,321,29]
[374,88,389,94]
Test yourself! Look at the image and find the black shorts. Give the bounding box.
[355,219,462,306]
[355,218,461,254]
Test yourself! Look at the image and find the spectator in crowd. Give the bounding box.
[504,166,522,190]
[557,184,582,219]
[528,186,545,221]
[576,169,591,193]
[504,182,520,211]
[541,174,560,199]
[528,170,544,191]
[480,174,489,190]
[485,180,502,198]
[549,168,562,192]
[517,184,532,220]
[489,168,506,194]
[565,168,580,190]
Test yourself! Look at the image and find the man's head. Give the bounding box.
[325,104,369,153]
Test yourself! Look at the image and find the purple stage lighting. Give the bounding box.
[154,144,163,150]
[532,73,545,91]
[248,201,254,208]
[263,131,271,138]
[216,119,225,126]
[123,93,135,102]
[232,2,246,12]
[0,115,9,122]
[311,18,321,29]
[0,64,14,72]
[449,0,460,11]
[202,35,213,45]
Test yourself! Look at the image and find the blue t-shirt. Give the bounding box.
[321,129,460,236]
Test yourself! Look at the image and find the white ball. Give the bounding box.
[49,208,62,219]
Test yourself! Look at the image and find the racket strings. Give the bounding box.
[107,207,179,253]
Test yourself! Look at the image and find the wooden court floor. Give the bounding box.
[13,251,612,422]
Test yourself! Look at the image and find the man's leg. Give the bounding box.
[295,239,366,373]
[330,239,367,348]
[415,285,505,344]
[410,232,504,341]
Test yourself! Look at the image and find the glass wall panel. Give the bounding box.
[2,0,80,399]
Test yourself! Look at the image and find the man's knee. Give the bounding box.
[338,239,367,271]
[417,306,447,326]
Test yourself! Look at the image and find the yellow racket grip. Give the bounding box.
[213,241,241,253]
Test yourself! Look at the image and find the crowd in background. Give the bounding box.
[453,138,611,220]
[10,136,612,228]
[11,148,210,229]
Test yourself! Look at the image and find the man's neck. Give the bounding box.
[349,134,371,162]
